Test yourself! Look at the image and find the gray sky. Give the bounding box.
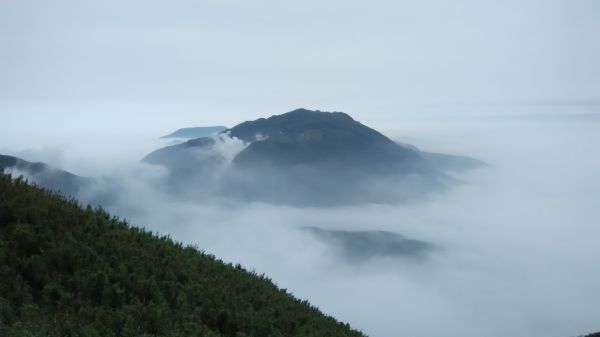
[1,0,599,132]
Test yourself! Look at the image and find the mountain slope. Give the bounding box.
[0,155,93,197]
[0,173,365,337]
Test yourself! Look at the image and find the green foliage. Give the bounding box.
[0,174,365,337]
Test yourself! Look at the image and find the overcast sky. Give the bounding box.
[1,0,599,134]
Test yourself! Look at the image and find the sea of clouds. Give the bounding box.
[2,109,599,337]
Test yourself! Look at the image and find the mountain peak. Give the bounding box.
[227,109,365,143]
[286,107,348,114]
[282,108,354,120]
[288,107,313,114]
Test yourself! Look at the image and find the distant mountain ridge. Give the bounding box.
[143,108,485,205]
[0,154,93,197]
[305,227,432,262]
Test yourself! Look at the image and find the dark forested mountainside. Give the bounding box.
[0,174,365,337]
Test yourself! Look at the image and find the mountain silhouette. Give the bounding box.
[143,109,484,205]
[0,155,93,197]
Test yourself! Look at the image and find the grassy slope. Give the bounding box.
[0,174,365,337]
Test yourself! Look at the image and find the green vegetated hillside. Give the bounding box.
[0,174,365,337]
